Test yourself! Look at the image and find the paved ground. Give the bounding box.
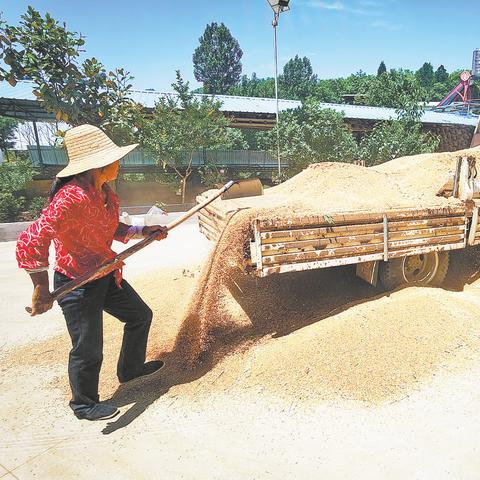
[1,215,480,479]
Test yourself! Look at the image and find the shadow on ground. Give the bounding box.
[104,246,480,434]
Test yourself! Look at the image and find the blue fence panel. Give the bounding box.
[27,146,68,166]
[27,146,285,168]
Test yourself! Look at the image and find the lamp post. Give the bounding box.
[266,0,290,178]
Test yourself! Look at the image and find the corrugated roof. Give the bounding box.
[1,81,478,127]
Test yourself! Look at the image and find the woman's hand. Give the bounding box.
[30,284,54,316]
[142,225,168,241]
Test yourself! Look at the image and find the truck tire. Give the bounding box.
[379,251,449,290]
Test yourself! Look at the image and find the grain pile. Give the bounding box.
[172,148,480,367]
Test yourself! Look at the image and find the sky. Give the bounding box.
[1,0,479,92]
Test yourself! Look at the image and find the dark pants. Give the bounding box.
[54,271,153,415]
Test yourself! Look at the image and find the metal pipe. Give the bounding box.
[32,120,44,166]
[273,13,281,178]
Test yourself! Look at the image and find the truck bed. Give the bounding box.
[196,191,476,278]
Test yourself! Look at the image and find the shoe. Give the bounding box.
[119,360,165,383]
[75,403,119,421]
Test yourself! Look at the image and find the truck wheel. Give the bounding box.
[379,251,449,290]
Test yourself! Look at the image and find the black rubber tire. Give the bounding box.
[379,251,449,291]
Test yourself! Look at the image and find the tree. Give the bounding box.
[359,120,439,166]
[229,73,276,98]
[0,7,140,144]
[280,55,317,100]
[415,62,435,89]
[0,157,36,221]
[435,65,448,83]
[140,71,237,203]
[193,22,243,94]
[366,70,426,120]
[257,100,358,176]
[0,116,19,160]
[377,61,387,76]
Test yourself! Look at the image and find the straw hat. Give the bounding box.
[56,124,138,178]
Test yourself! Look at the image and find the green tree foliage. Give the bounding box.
[435,65,448,83]
[377,61,387,76]
[193,22,243,94]
[359,120,439,166]
[280,55,317,100]
[0,116,19,160]
[229,73,275,98]
[366,70,426,120]
[0,158,36,221]
[140,71,237,202]
[258,101,358,176]
[0,7,140,144]
[430,82,450,102]
[415,62,435,89]
[310,71,373,103]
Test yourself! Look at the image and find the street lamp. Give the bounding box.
[266,0,290,178]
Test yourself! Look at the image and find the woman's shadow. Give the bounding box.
[102,246,480,434]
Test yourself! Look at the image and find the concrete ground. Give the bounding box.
[1,215,480,479]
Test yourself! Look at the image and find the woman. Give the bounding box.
[16,124,167,421]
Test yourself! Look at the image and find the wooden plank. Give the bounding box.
[259,242,466,277]
[263,244,383,265]
[198,211,221,234]
[198,223,218,242]
[260,225,466,255]
[198,212,221,237]
[388,225,465,240]
[260,216,466,243]
[203,204,227,221]
[198,220,219,241]
[387,234,464,249]
[259,253,387,276]
[261,233,385,253]
[261,234,465,266]
[387,242,466,259]
[258,206,467,230]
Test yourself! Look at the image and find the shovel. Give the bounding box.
[26,179,242,314]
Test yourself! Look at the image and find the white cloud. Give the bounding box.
[306,1,368,15]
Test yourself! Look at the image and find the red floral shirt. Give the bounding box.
[16,179,129,281]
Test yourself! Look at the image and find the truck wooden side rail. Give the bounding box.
[248,206,470,277]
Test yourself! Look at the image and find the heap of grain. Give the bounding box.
[172,147,480,365]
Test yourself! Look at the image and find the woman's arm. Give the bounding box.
[16,186,80,315]
[29,271,53,316]
[114,222,168,242]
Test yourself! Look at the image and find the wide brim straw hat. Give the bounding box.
[57,124,138,178]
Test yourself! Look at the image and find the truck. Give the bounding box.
[196,152,480,290]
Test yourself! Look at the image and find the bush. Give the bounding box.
[360,121,439,166]
[28,196,47,218]
[0,192,26,222]
[0,159,36,222]
[0,158,36,192]
[198,163,228,188]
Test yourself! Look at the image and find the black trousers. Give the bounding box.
[54,271,153,414]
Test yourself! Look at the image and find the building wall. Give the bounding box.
[344,118,474,152]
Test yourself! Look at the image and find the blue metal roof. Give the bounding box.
[1,81,478,127]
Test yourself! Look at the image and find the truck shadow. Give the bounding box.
[104,246,480,434]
